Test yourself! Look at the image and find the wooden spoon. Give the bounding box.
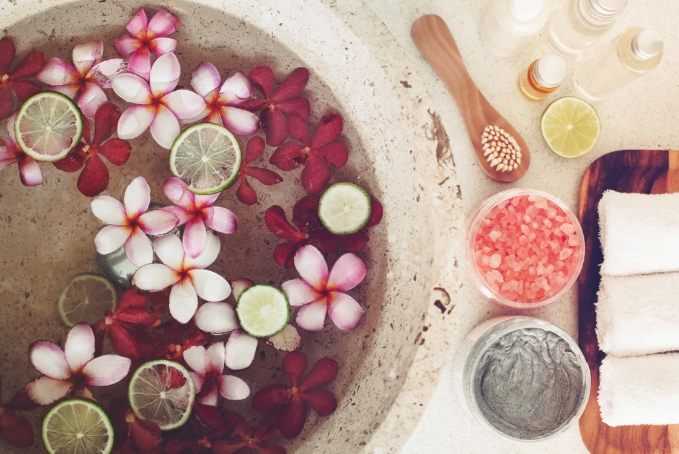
[412,14,530,182]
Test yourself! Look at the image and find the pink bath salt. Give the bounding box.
[489,253,502,268]
[560,223,575,235]
[489,230,502,241]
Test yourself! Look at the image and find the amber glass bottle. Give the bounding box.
[519,54,566,101]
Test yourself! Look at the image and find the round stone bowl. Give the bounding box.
[0,0,463,452]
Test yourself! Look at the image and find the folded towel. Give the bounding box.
[599,354,679,426]
[597,273,679,357]
[599,190,679,276]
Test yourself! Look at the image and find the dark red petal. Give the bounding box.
[273,241,302,268]
[197,373,216,401]
[264,206,300,239]
[238,98,267,112]
[128,416,162,452]
[301,157,330,194]
[299,358,338,391]
[342,231,369,252]
[81,118,92,145]
[285,115,310,146]
[117,309,157,326]
[251,384,291,412]
[77,154,110,197]
[277,97,310,120]
[237,175,258,206]
[243,136,265,165]
[300,389,337,416]
[162,437,196,454]
[366,198,383,227]
[92,103,121,148]
[277,398,307,439]
[271,68,309,103]
[258,446,286,454]
[9,80,41,102]
[211,440,246,454]
[307,229,340,254]
[194,403,226,430]
[316,142,349,169]
[0,87,13,121]
[0,39,16,75]
[282,351,307,387]
[8,51,44,79]
[0,411,34,448]
[53,147,86,173]
[165,364,188,389]
[311,114,343,149]
[244,167,283,185]
[253,415,279,443]
[6,388,39,412]
[118,289,149,312]
[269,141,305,171]
[107,397,129,449]
[249,66,275,98]
[149,290,169,315]
[292,195,321,229]
[109,323,140,360]
[98,139,132,166]
[223,410,251,440]
[91,319,107,357]
[261,107,288,147]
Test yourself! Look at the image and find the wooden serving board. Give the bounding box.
[578,149,679,454]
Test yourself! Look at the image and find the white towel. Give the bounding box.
[599,190,679,276]
[599,354,679,426]
[597,273,679,357]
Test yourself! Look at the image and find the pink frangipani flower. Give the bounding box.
[132,232,231,324]
[91,176,180,267]
[183,342,250,406]
[162,177,237,258]
[112,53,206,149]
[188,62,259,135]
[282,245,366,332]
[0,112,42,186]
[36,41,127,119]
[114,9,180,81]
[25,323,131,405]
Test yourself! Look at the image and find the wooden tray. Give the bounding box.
[578,149,679,454]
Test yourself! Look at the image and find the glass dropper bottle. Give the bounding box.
[519,54,567,101]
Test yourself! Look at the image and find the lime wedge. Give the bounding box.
[169,123,242,195]
[318,182,372,235]
[128,360,195,431]
[540,96,600,159]
[42,398,114,454]
[57,274,117,327]
[236,285,290,338]
[15,91,83,162]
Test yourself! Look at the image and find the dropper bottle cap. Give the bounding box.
[509,0,544,21]
[631,29,663,60]
[534,54,567,88]
[592,0,628,15]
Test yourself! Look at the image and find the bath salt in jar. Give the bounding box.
[466,188,585,308]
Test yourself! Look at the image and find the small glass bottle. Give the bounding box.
[480,0,550,58]
[519,54,567,101]
[573,27,663,101]
[549,0,628,56]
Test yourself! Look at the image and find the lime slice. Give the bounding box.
[57,274,117,327]
[318,182,372,235]
[236,285,290,338]
[15,91,83,162]
[169,123,242,195]
[128,360,195,431]
[540,96,600,159]
[42,398,114,454]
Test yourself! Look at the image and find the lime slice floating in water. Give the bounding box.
[237,284,290,338]
[540,96,600,159]
[57,274,117,327]
[42,398,114,454]
[318,182,372,235]
[169,123,242,195]
[15,91,83,162]
[128,360,195,431]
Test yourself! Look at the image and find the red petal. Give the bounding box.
[162,437,196,454]
[8,50,44,79]
[258,446,286,454]
[6,388,39,412]
[117,309,157,326]
[223,410,251,439]
[109,323,141,360]
[81,118,92,145]
[77,154,110,197]
[311,114,343,149]
[244,167,283,185]
[243,136,265,165]
[272,68,308,103]
[301,157,330,194]
[92,103,121,147]
[292,195,321,229]
[0,411,34,448]
[237,175,258,206]
[307,229,340,254]
[149,290,169,315]
[269,142,305,171]
[0,39,16,74]
[211,440,246,454]
[107,397,129,448]
[282,351,307,387]
[253,415,279,443]
[164,364,187,389]
[9,80,41,102]
[301,389,337,416]
[264,206,300,239]
[91,319,107,357]
[53,147,85,172]
[342,231,369,252]
[238,98,267,112]
[277,97,310,119]
[273,241,302,268]
[197,373,216,401]
[194,403,226,429]
[0,87,13,121]
[128,416,162,452]
[299,358,338,391]
[118,289,148,312]
[261,107,288,147]
[249,66,275,98]
[316,141,349,169]
[285,115,309,146]
[251,384,291,412]
[277,398,307,439]
[99,139,132,166]
[366,198,383,227]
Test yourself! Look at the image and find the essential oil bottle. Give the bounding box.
[480,0,550,58]
[519,54,567,101]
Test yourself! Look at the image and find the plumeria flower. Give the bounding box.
[189,61,259,135]
[282,245,366,332]
[235,136,283,205]
[114,9,180,80]
[0,112,42,186]
[0,377,35,448]
[25,323,131,405]
[212,412,284,454]
[37,41,127,119]
[162,177,238,258]
[112,53,206,149]
[0,38,43,120]
[133,232,231,324]
[91,176,180,266]
[183,343,250,407]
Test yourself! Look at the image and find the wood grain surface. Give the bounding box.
[411,14,529,182]
[578,149,679,454]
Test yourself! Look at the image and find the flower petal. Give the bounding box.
[269,141,305,171]
[162,176,193,207]
[126,9,148,36]
[150,52,180,95]
[138,209,179,235]
[147,10,180,37]
[206,342,225,375]
[108,323,141,359]
[366,198,384,227]
[198,383,219,406]
[278,398,307,439]
[218,375,250,400]
[0,87,14,121]
[153,233,185,271]
[91,195,127,225]
[307,228,341,254]
[132,264,180,291]
[188,269,231,302]
[273,241,302,268]
[9,50,44,79]
[251,384,290,412]
[312,113,343,149]
[183,345,207,375]
[266,324,302,352]
[301,156,331,194]
[149,104,180,149]
[327,253,367,292]
[117,105,155,140]
[36,58,78,86]
[193,403,226,429]
[243,136,265,165]
[82,354,131,386]
[282,279,318,307]
[64,323,95,373]
[243,167,283,185]
[271,67,309,103]
[183,231,221,269]
[18,157,43,187]
[191,61,221,97]
[98,139,132,166]
[264,205,299,239]
[301,389,337,416]
[163,90,206,120]
[248,66,274,98]
[49,84,79,99]
[220,71,253,102]
[111,72,152,104]
[327,292,364,332]
[162,205,192,227]
[125,226,154,267]
[230,278,254,301]
[204,207,238,234]
[0,409,34,447]
[224,329,257,371]
[260,107,288,147]
[0,38,15,74]
[94,225,132,255]
[221,106,259,136]
[194,301,239,334]
[29,341,70,380]
[89,59,128,89]
[25,376,72,405]
[277,97,310,119]
[282,351,307,387]
[183,216,207,258]
[342,231,369,252]
[294,245,328,290]
[91,103,121,146]
[113,35,142,58]
[169,278,198,324]
[238,98,267,112]
[190,372,204,393]
[295,301,327,333]
[317,141,349,168]
[286,114,310,145]
[236,176,257,205]
[77,82,108,119]
[128,47,151,80]
[72,41,103,75]
[149,37,177,57]
[298,357,338,391]
[124,176,151,218]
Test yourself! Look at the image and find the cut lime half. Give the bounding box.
[57,274,117,327]
[237,284,290,338]
[319,182,372,235]
[128,360,195,431]
[15,91,83,162]
[540,96,600,159]
[42,398,114,454]
[169,123,242,195]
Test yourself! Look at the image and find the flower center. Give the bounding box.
[0,73,9,89]
[105,316,113,326]
[198,438,211,449]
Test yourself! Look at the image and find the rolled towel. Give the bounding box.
[597,273,679,357]
[599,190,679,276]
[599,354,679,426]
